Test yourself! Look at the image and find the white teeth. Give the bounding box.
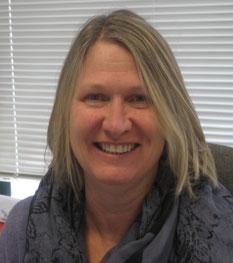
[100,144,137,154]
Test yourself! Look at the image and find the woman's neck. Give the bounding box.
[84,178,152,241]
[84,182,150,263]
[83,176,155,263]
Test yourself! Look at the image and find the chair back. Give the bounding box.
[209,143,233,193]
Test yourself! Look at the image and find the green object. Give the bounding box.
[0,181,11,196]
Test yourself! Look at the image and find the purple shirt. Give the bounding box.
[0,197,32,263]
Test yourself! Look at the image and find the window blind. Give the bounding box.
[154,0,233,146]
[0,0,16,175]
[0,0,232,178]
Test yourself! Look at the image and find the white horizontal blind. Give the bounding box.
[0,0,232,178]
[0,0,17,174]
[154,0,233,147]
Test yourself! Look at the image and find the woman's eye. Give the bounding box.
[84,93,109,105]
[88,94,106,100]
[127,94,148,107]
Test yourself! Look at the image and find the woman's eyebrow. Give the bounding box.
[128,86,146,93]
[79,84,145,93]
[77,84,107,93]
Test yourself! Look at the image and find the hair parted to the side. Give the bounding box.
[47,9,218,198]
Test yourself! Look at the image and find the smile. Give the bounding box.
[95,143,139,154]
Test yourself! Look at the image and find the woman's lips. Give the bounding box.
[94,143,140,154]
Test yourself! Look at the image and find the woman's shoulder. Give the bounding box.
[0,196,33,263]
[176,182,233,262]
[2,196,33,235]
[180,181,233,220]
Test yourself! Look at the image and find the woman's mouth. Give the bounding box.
[94,143,139,154]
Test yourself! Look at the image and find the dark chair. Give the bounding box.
[209,143,233,193]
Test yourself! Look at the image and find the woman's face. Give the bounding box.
[70,41,165,188]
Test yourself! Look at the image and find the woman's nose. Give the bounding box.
[102,98,132,140]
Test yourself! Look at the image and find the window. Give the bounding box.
[0,0,233,183]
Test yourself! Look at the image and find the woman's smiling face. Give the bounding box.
[70,41,165,188]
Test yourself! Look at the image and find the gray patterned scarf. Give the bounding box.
[24,161,233,262]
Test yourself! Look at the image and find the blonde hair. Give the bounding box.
[48,9,218,197]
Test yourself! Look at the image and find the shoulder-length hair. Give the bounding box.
[47,9,217,197]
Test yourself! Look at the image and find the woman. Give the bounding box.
[0,9,232,263]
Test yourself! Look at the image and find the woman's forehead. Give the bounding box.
[83,41,137,72]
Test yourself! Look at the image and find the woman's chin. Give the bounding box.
[85,170,140,188]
